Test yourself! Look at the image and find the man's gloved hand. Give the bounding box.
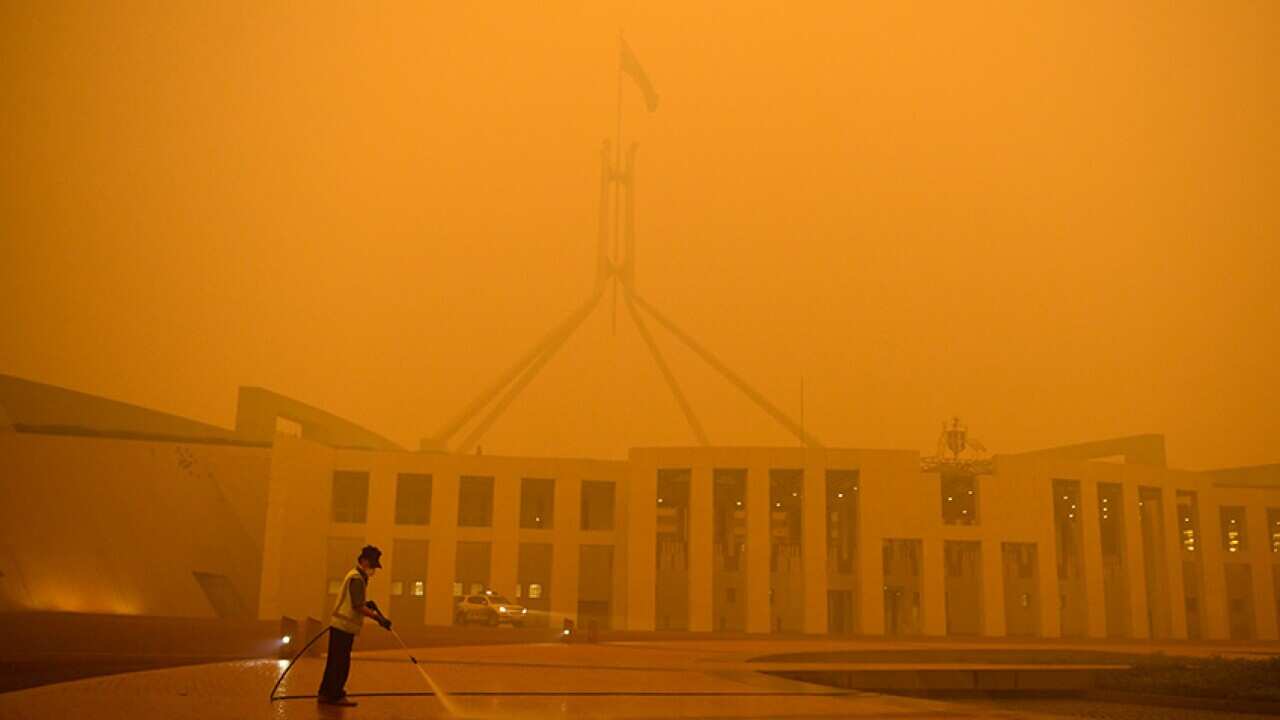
[378,617,392,631]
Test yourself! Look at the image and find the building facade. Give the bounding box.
[2,374,1278,641]
[259,437,1280,641]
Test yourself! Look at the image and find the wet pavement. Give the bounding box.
[0,639,1274,719]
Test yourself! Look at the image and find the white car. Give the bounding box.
[454,592,527,627]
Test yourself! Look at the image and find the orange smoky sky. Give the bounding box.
[1,2,1277,469]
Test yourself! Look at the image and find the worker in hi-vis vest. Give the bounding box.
[318,544,392,706]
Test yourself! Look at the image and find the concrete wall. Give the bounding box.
[258,440,628,629]
[0,432,271,617]
[6,420,1276,643]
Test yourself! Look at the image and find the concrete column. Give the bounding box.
[688,463,713,632]
[857,463,885,636]
[746,463,772,633]
[551,543,580,629]
[1162,488,1189,639]
[625,464,656,630]
[425,471,459,625]
[1200,498,1229,639]
[1037,541,1061,638]
[1123,482,1151,639]
[489,473,519,599]
[803,457,828,634]
[364,464,396,614]
[1247,504,1279,640]
[921,538,946,636]
[549,471,581,627]
[1078,480,1107,638]
[981,540,1006,637]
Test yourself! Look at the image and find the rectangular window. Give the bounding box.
[458,476,494,527]
[1177,491,1200,554]
[454,541,491,598]
[826,470,859,574]
[1221,506,1247,554]
[395,473,432,525]
[581,480,616,530]
[520,477,555,529]
[1098,483,1124,558]
[331,471,369,523]
[325,536,365,608]
[941,473,979,525]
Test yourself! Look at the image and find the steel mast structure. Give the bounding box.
[422,39,820,455]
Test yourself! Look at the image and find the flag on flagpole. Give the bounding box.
[620,38,659,112]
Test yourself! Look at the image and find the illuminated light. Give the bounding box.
[657,498,664,504]
[1184,518,1190,522]
[791,492,798,497]
[499,606,507,613]
[521,607,527,614]
[1070,504,1076,509]
[852,486,858,491]
[962,510,968,515]
[1062,496,1068,500]
[775,502,782,508]
[562,629,571,636]
[946,496,953,502]
[967,490,973,495]
[1068,514,1074,519]
[1102,499,1108,504]
[281,635,292,645]
[535,516,541,523]
[836,492,844,499]
[736,501,742,507]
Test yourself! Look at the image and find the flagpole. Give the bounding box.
[612,31,624,335]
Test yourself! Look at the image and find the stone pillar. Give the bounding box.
[1123,482,1151,639]
[550,471,581,627]
[803,457,828,634]
[1162,487,1189,639]
[921,538,947,636]
[981,540,1006,637]
[1247,504,1279,640]
[625,463,657,630]
[688,463,714,632]
[364,464,396,615]
[1200,498,1229,639]
[1037,541,1061,638]
[746,463,772,633]
[489,473,520,599]
[1078,480,1107,638]
[857,462,885,636]
[425,470,459,626]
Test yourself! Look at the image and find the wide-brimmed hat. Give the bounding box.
[358,545,383,568]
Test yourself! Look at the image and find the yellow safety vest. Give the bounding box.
[329,567,366,635]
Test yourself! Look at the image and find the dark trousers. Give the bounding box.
[318,628,355,699]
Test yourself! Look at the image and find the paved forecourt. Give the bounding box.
[0,639,1114,720]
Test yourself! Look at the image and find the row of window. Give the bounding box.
[331,472,617,530]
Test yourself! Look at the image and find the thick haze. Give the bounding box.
[2,2,1277,468]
